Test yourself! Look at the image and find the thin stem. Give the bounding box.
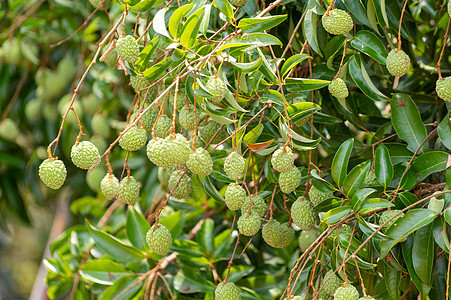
[397,0,409,51]
[434,17,451,78]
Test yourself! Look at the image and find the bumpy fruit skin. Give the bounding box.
[100,173,120,200]
[70,141,101,170]
[119,126,147,151]
[169,90,186,111]
[224,152,245,180]
[237,211,261,236]
[262,219,294,248]
[436,76,451,102]
[179,104,198,130]
[116,35,139,64]
[328,78,349,99]
[198,121,227,144]
[39,158,67,190]
[271,147,295,173]
[224,183,246,211]
[132,107,157,132]
[168,170,192,199]
[308,185,333,206]
[146,224,172,256]
[298,230,320,252]
[206,76,226,104]
[119,176,140,205]
[130,75,150,90]
[155,115,171,138]
[323,270,343,296]
[165,134,191,165]
[322,9,353,35]
[334,284,359,300]
[147,138,176,169]
[329,224,352,239]
[230,0,248,6]
[0,118,19,141]
[291,197,317,230]
[279,166,302,194]
[364,170,380,187]
[379,210,405,233]
[241,195,267,217]
[386,49,410,77]
[215,282,241,300]
[186,148,213,176]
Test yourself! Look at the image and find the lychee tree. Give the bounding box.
[1,0,451,299]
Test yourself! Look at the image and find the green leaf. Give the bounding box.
[349,55,387,101]
[323,206,352,224]
[196,218,214,254]
[402,238,431,297]
[285,78,330,92]
[432,218,450,253]
[411,151,450,181]
[135,36,160,72]
[352,188,376,210]
[374,144,394,189]
[86,221,145,263]
[238,15,287,34]
[173,267,215,293]
[380,209,438,258]
[438,113,451,150]
[100,276,142,300]
[80,259,132,285]
[359,198,394,215]
[214,0,233,19]
[223,89,248,112]
[412,224,435,285]
[169,4,195,40]
[325,35,346,70]
[153,8,171,39]
[143,57,172,80]
[160,210,184,238]
[243,124,263,145]
[280,54,311,78]
[367,0,381,34]
[126,208,150,249]
[342,0,371,28]
[331,138,354,187]
[180,8,204,49]
[382,263,401,300]
[278,119,321,150]
[221,265,255,283]
[129,0,159,12]
[444,207,451,226]
[286,101,320,123]
[343,161,370,199]
[257,48,278,83]
[303,9,322,57]
[350,30,387,64]
[203,176,225,203]
[230,57,262,73]
[390,93,428,154]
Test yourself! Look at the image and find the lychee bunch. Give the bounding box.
[186,148,213,176]
[334,284,359,300]
[323,270,343,296]
[215,282,241,300]
[379,210,405,233]
[179,104,198,130]
[241,194,267,217]
[386,49,410,77]
[224,152,245,180]
[155,115,171,138]
[100,173,120,200]
[39,158,67,190]
[271,147,294,173]
[291,197,317,230]
[279,166,302,194]
[168,170,192,199]
[198,121,227,144]
[146,224,172,256]
[237,211,261,236]
[436,76,451,102]
[322,9,353,35]
[224,183,246,211]
[298,230,320,252]
[328,78,349,99]
[118,176,140,205]
[206,76,226,104]
[130,75,150,90]
[0,118,19,141]
[230,0,248,7]
[364,170,380,187]
[116,35,139,64]
[147,138,175,169]
[262,219,295,248]
[119,125,147,151]
[70,141,100,170]
[308,185,333,206]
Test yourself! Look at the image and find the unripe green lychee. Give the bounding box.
[103,47,117,68]
[158,167,171,188]
[262,219,294,248]
[322,9,353,35]
[86,167,104,192]
[298,229,320,252]
[146,224,172,255]
[241,194,267,217]
[308,185,333,206]
[0,118,19,142]
[179,104,198,130]
[130,75,150,90]
[189,135,205,149]
[291,197,317,230]
[229,0,248,6]
[25,99,41,121]
[155,115,171,138]
[198,121,227,144]
[119,126,147,151]
[323,270,343,296]
[119,176,140,205]
[279,166,302,194]
[334,284,359,300]
[91,114,110,138]
[147,138,176,169]
[81,94,100,116]
[116,35,139,64]
[436,76,451,102]
[224,152,245,180]
[328,78,349,99]
[70,141,101,170]
[386,49,410,77]
[186,148,213,176]
[215,282,241,300]
[39,158,67,190]
[168,170,192,199]
[364,170,380,187]
[206,76,226,104]
[279,222,295,248]
[90,135,107,153]
[100,173,120,200]
[329,224,352,239]
[164,134,191,165]
[237,211,261,236]
[271,147,295,173]
[169,90,186,111]
[379,210,405,233]
[224,183,246,211]
[131,106,158,132]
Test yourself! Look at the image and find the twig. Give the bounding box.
[434,17,451,78]
[1,70,29,122]
[397,0,409,51]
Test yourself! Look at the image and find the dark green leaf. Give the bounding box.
[323,206,352,224]
[230,57,262,73]
[359,198,394,215]
[303,10,322,56]
[342,0,371,28]
[438,113,451,150]
[126,208,150,249]
[374,144,394,189]
[80,259,132,285]
[382,262,401,300]
[411,151,450,181]
[196,218,214,254]
[238,15,287,33]
[203,176,225,203]
[100,276,142,300]
[280,54,311,78]
[173,268,215,293]
[214,0,233,19]
[349,55,387,102]
[343,161,370,199]
[331,138,354,187]
[285,78,330,92]
[136,36,160,72]
[412,224,435,285]
[350,30,387,64]
[243,124,263,145]
[402,238,431,297]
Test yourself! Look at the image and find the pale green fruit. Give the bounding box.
[241,195,267,218]
[103,47,117,67]
[215,282,241,300]
[364,170,380,187]
[70,141,101,170]
[168,170,192,199]
[155,115,171,138]
[334,284,359,300]
[164,134,191,165]
[308,185,333,206]
[82,94,100,116]
[224,183,246,211]
[224,152,245,180]
[186,148,213,176]
[329,224,352,239]
[119,126,147,151]
[379,210,405,234]
[179,104,198,130]
[100,173,120,200]
[262,219,294,248]
[130,75,150,90]
[328,78,349,99]
[39,158,67,190]
[298,230,320,252]
[169,90,186,111]
[322,9,353,35]
[0,118,19,142]
[146,138,176,169]
[198,121,227,144]
[206,76,226,104]
[146,224,172,255]
[386,49,410,77]
[91,114,110,138]
[323,270,343,296]
[131,106,157,132]
[119,176,140,205]
[271,147,294,173]
[279,166,302,194]
[90,135,107,153]
[116,35,139,64]
[436,76,451,102]
[158,167,171,188]
[86,167,104,192]
[237,211,261,236]
[57,56,77,81]
[291,197,317,230]
[25,98,41,121]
